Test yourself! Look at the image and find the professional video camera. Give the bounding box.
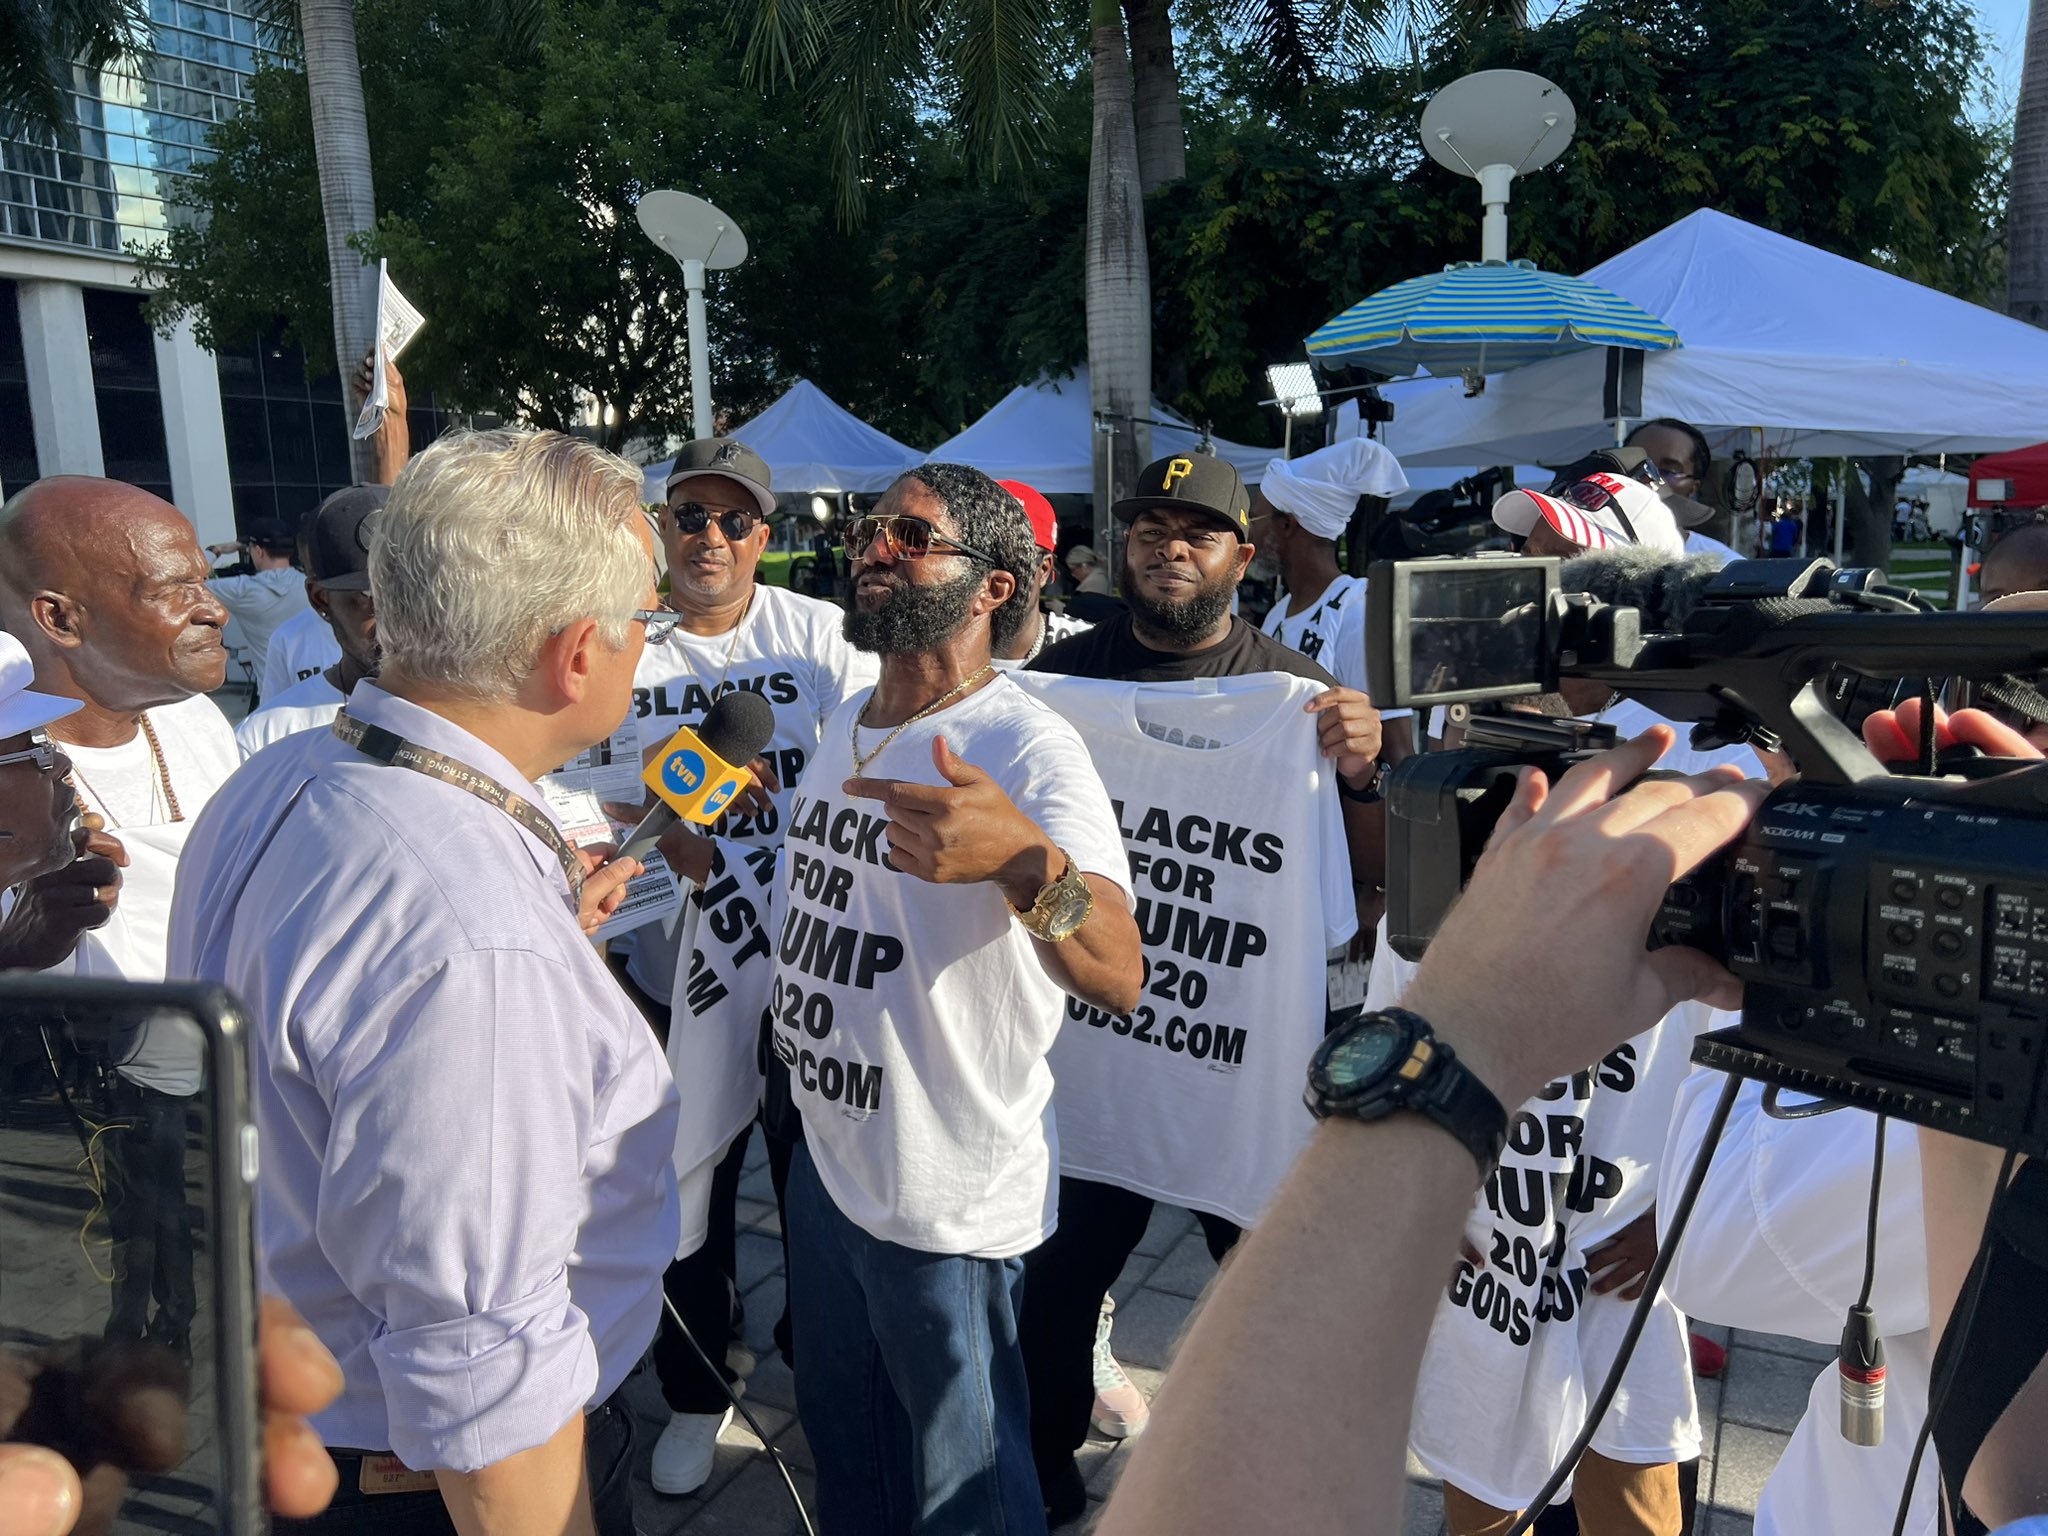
[1366,550,2048,1157]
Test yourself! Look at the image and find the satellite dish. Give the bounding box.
[635,190,748,270]
[1420,70,1575,263]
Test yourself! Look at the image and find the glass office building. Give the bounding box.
[0,1,460,536]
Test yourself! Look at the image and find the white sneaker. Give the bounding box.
[649,1406,732,1496]
[727,1341,758,1379]
[1089,1296,1149,1440]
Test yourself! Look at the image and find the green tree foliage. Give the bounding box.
[141,0,2005,454]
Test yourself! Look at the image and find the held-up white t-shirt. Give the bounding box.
[235,670,346,759]
[263,606,342,693]
[1012,672,1354,1226]
[1660,1070,1937,1536]
[624,584,878,1001]
[56,695,239,1094]
[1370,920,1705,1507]
[666,837,781,1257]
[774,675,1131,1258]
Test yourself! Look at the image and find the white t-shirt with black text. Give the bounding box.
[1261,572,1408,720]
[774,674,1131,1258]
[1012,672,1354,1226]
[55,694,239,1094]
[263,607,343,694]
[234,670,345,759]
[624,584,877,1001]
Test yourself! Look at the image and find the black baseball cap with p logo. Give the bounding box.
[1112,453,1251,538]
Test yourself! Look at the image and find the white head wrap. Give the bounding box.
[1259,438,1411,541]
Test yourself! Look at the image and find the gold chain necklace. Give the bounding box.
[663,587,755,698]
[849,664,995,776]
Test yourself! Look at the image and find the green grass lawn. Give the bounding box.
[1887,539,1957,607]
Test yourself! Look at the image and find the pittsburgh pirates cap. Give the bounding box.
[1112,453,1251,538]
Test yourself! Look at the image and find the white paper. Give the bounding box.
[593,851,686,941]
[352,259,427,440]
[536,778,612,848]
[556,714,645,803]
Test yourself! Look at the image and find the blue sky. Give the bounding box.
[1975,0,2029,120]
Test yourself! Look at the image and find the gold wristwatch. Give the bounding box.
[1015,852,1094,942]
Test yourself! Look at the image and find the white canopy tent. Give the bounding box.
[1375,209,2048,468]
[926,369,1278,492]
[640,377,925,502]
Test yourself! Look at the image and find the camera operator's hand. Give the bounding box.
[1863,697,2041,765]
[1403,725,1768,1108]
[0,818,125,972]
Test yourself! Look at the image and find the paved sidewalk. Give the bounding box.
[632,1135,1825,1535]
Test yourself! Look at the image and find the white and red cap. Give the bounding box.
[0,633,81,740]
[1492,471,1685,558]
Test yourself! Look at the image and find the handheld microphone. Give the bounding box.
[617,689,777,862]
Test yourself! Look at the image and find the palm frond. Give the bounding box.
[0,0,147,140]
[734,0,837,89]
[951,0,1060,188]
[809,0,933,226]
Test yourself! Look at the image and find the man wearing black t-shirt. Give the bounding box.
[1024,453,1387,1524]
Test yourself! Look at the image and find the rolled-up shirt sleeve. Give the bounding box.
[312,949,602,1472]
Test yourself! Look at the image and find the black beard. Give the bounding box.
[843,567,984,654]
[1123,562,1237,645]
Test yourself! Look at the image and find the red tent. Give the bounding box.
[1969,442,2048,508]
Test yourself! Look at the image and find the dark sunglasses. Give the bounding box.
[846,514,996,566]
[668,501,764,540]
[1554,477,1644,544]
[0,731,61,772]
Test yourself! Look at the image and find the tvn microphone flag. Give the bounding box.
[617,689,777,862]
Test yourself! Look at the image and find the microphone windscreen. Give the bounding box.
[698,688,777,766]
[1559,548,1725,630]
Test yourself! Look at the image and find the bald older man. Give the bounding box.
[0,475,240,1358]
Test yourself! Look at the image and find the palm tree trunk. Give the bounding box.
[1087,0,1152,553]
[299,0,379,481]
[1123,0,1185,194]
[2010,0,2048,326]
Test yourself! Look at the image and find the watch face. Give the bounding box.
[1324,1020,1406,1092]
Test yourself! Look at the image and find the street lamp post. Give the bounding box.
[635,190,749,440]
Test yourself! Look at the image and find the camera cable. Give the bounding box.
[660,1292,818,1536]
[1501,1071,1742,1536]
[1838,1115,1887,1448]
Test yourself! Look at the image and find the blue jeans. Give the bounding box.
[787,1141,1047,1536]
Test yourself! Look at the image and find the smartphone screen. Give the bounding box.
[0,981,261,1533]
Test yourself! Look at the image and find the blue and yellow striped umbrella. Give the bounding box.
[1305,259,1679,379]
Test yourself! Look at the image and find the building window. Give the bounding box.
[0,280,36,495]
[83,287,173,503]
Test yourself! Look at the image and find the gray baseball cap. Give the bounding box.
[664,438,774,517]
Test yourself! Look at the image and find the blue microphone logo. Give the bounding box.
[701,779,738,817]
[663,749,708,795]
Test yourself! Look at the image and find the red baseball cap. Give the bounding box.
[999,480,1059,553]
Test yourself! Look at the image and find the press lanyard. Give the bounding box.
[331,712,584,904]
